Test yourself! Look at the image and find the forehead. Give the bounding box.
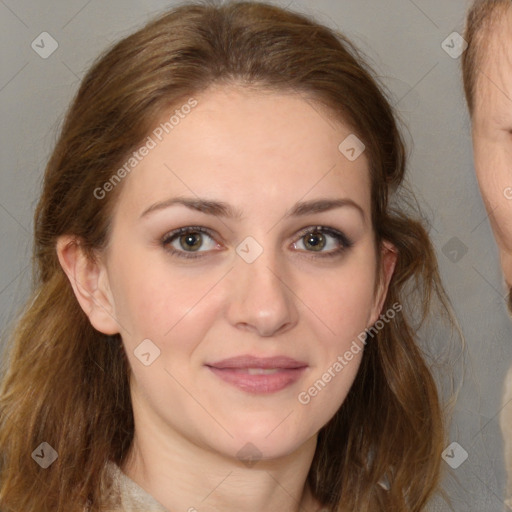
[115,85,372,217]
[474,8,512,116]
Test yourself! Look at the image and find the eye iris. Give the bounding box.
[180,232,202,251]
[304,231,325,251]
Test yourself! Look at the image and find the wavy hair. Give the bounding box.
[0,1,458,511]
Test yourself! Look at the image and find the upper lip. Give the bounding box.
[206,355,308,369]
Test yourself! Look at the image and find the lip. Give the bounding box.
[205,355,308,394]
[206,355,308,369]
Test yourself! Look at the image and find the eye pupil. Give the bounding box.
[180,232,202,251]
[304,232,325,251]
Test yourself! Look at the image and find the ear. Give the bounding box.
[56,235,120,335]
[369,240,398,325]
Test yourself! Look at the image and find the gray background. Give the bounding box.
[1,0,510,510]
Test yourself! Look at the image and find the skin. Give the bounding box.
[469,5,512,503]
[57,84,396,512]
[471,6,512,302]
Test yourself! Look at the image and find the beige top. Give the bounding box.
[501,366,512,508]
[106,461,168,512]
[105,461,326,512]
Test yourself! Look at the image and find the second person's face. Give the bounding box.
[471,8,512,306]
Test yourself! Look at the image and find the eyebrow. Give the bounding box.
[140,196,365,222]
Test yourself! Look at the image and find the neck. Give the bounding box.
[120,405,322,512]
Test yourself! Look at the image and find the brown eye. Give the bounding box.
[179,232,203,251]
[303,231,326,251]
[292,226,353,258]
[162,226,220,259]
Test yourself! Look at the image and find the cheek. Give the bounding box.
[336,247,378,317]
[108,246,223,348]
[317,286,374,342]
[304,248,378,347]
[474,138,512,252]
[475,154,508,204]
[295,255,377,424]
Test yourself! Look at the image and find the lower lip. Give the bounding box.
[206,366,307,394]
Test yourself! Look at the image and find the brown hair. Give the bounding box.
[462,0,511,115]
[0,1,458,511]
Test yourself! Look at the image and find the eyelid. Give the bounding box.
[293,225,352,247]
[162,225,217,242]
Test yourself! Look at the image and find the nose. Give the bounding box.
[224,241,299,337]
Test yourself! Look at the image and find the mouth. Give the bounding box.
[205,355,308,394]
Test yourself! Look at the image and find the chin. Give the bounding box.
[230,440,302,465]
[227,428,307,459]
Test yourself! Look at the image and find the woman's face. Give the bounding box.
[88,85,394,462]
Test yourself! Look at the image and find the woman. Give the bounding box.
[0,1,457,511]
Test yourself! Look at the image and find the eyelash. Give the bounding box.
[161,225,353,260]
